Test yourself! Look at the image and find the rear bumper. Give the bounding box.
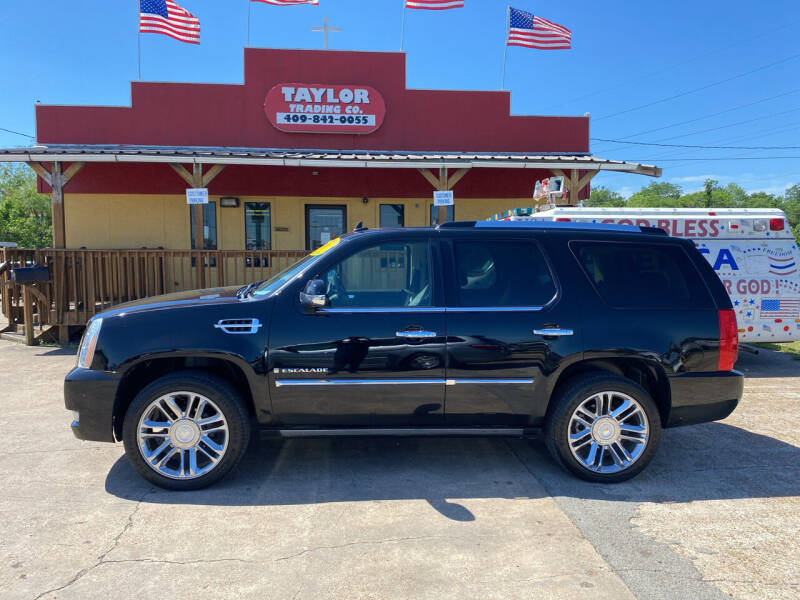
[64,367,119,442]
[666,370,744,427]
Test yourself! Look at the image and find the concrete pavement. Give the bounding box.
[0,335,797,599]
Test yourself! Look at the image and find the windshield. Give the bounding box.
[251,254,320,298]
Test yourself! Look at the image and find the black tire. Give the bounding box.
[122,370,251,490]
[544,372,662,483]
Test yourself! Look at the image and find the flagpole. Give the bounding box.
[137,0,142,81]
[400,2,407,51]
[501,6,510,90]
[247,0,252,46]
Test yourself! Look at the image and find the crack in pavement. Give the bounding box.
[31,487,156,600]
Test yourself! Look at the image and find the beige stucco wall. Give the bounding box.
[63,194,535,250]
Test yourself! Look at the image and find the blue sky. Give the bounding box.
[1,0,798,198]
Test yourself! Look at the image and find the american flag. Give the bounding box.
[251,0,319,5]
[760,298,800,319]
[406,1,465,9]
[507,7,571,50]
[139,0,200,44]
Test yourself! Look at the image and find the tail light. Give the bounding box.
[770,218,785,231]
[718,309,738,371]
[556,218,571,222]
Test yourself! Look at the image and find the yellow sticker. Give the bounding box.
[310,236,341,256]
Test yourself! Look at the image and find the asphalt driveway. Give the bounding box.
[0,338,797,599]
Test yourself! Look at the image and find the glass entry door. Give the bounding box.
[306,205,347,251]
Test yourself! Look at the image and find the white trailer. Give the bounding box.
[491,207,800,343]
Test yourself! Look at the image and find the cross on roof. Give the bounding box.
[311,15,341,50]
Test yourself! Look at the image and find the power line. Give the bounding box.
[638,156,800,162]
[0,126,34,139]
[590,88,800,154]
[541,17,800,113]
[592,138,800,150]
[594,52,800,121]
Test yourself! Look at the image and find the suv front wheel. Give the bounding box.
[122,371,251,490]
[545,373,662,483]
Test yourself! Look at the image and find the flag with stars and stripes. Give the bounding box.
[507,7,571,50]
[406,1,465,9]
[139,0,200,44]
[760,298,800,319]
[251,0,319,5]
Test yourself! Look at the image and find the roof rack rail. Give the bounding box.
[438,220,663,234]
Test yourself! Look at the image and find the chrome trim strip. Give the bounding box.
[319,306,544,314]
[275,378,445,388]
[279,428,526,438]
[275,378,534,388]
[446,378,535,386]
[446,306,544,313]
[533,328,574,336]
[319,307,446,314]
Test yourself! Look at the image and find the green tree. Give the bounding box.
[627,181,683,207]
[585,186,625,207]
[0,164,51,248]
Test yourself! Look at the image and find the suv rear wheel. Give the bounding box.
[122,371,251,490]
[545,373,661,483]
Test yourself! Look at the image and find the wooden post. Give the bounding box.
[21,285,35,346]
[51,162,66,248]
[437,167,448,225]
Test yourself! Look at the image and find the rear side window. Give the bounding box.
[453,240,557,307]
[571,241,712,309]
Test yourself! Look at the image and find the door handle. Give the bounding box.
[396,329,437,338]
[533,328,574,337]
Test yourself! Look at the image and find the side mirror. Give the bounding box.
[299,279,327,310]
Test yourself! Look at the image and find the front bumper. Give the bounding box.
[666,370,744,427]
[64,367,120,442]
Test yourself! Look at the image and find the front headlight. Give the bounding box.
[77,318,103,369]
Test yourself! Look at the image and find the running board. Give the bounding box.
[276,428,530,438]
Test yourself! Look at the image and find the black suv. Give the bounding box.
[65,221,743,489]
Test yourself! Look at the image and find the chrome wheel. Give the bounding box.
[567,391,649,474]
[137,391,229,480]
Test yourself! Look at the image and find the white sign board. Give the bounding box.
[186,188,209,205]
[433,190,454,206]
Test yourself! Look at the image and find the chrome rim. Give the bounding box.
[137,392,229,480]
[567,391,649,474]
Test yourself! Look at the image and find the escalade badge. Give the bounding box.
[274,368,329,374]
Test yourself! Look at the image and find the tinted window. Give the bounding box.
[380,204,404,228]
[322,241,432,308]
[572,242,712,309]
[245,202,271,250]
[453,240,556,307]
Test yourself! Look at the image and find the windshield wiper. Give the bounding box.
[237,281,266,299]
[236,283,257,299]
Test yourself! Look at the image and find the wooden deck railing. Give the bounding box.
[0,248,308,332]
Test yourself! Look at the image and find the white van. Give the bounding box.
[491,207,800,343]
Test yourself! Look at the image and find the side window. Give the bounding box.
[453,240,556,308]
[572,242,712,309]
[323,240,432,309]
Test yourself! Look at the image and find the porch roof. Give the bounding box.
[0,144,662,177]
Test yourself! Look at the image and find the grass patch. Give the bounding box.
[752,341,800,360]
